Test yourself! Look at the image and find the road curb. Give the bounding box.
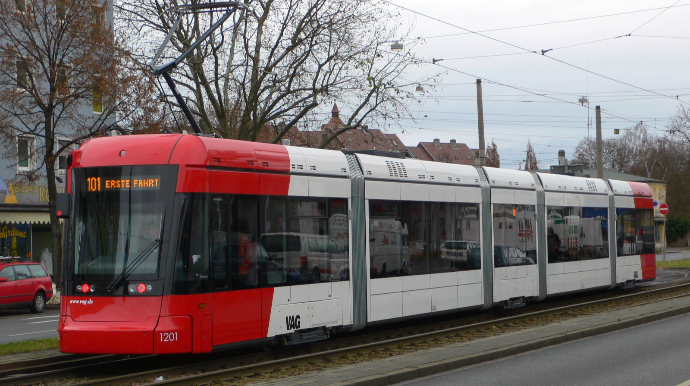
[338,304,690,386]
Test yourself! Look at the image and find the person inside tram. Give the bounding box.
[547,227,561,263]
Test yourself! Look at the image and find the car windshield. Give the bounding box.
[70,166,176,281]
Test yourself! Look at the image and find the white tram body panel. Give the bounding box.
[267,282,351,336]
[285,146,351,198]
[537,173,612,295]
[263,146,353,336]
[357,155,485,322]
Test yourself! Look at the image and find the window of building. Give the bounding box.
[93,80,102,113]
[92,4,106,30]
[17,136,35,171]
[15,0,27,12]
[57,139,74,171]
[56,0,67,20]
[55,65,70,93]
[16,61,29,89]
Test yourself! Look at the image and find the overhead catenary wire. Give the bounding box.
[628,0,681,35]
[416,3,690,41]
[382,0,690,107]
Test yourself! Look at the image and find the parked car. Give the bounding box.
[0,257,53,313]
[441,240,479,268]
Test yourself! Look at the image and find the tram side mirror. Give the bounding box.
[57,193,70,218]
[0,277,7,283]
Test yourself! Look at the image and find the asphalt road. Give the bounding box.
[658,248,690,262]
[395,313,690,386]
[0,305,59,344]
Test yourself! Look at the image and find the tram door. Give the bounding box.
[210,195,263,346]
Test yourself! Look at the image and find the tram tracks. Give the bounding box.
[4,283,690,386]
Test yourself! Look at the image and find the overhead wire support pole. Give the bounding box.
[149,2,248,135]
[476,79,486,167]
[596,105,603,179]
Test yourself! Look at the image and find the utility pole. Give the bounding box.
[476,79,486,167]
[596,105,603,179]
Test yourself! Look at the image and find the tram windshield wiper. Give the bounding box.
[107,238,161,292]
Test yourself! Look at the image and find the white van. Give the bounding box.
[260,233,348,283]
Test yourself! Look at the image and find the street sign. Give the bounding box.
[659,203,669,215]
[653,200,659,207]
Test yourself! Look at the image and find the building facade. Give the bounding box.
[0,0,114,267]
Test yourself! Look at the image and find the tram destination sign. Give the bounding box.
[87,176,161,192]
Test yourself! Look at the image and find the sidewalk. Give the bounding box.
[251,296,690,386]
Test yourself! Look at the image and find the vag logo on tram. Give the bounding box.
[286,315,301,330]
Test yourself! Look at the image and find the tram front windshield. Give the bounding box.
[70,166,177,285]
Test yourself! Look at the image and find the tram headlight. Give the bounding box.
[127,283,154,294]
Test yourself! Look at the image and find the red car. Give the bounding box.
[0,258,53,313]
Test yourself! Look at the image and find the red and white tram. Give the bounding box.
[57,134,655,354]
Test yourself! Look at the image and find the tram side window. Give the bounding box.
[438,203,481,272]
[229,196,260,290]
[259,196,349,285]
[547,206,609,263]
[403,201,428,275]
[173,194,209,294]
[616,208,654,256]
[582,207,609,260]
[211,195,275,291]
[369,200,407,278]
[210,196,230,290]
[493,204,537,267]
[369,200,480,279]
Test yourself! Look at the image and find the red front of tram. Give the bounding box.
[59,134,292,354]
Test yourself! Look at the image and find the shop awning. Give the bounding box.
[0,212,51,224]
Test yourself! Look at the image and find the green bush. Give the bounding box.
[666,215,690,243]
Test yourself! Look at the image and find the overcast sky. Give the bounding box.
[379,0,689,169]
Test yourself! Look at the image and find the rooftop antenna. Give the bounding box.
[149,2,248,135]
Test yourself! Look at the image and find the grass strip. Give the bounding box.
[0,338,58,356]
[657,260,690,269]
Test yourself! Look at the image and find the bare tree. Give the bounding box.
[571,121,690,217]
[119,0,427,145]
[0,0,160,287]
[524,139,538,171]
[668,105,690,145]
[570,123,651,173]
[486,139,500,167]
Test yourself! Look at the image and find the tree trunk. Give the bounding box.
[45,146,63,293]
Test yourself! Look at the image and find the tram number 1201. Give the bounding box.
[160,332,178,342]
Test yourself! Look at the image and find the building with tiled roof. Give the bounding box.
[412,138,476,166]
[292,104,412,156]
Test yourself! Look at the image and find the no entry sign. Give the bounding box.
[659,203,669,215]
